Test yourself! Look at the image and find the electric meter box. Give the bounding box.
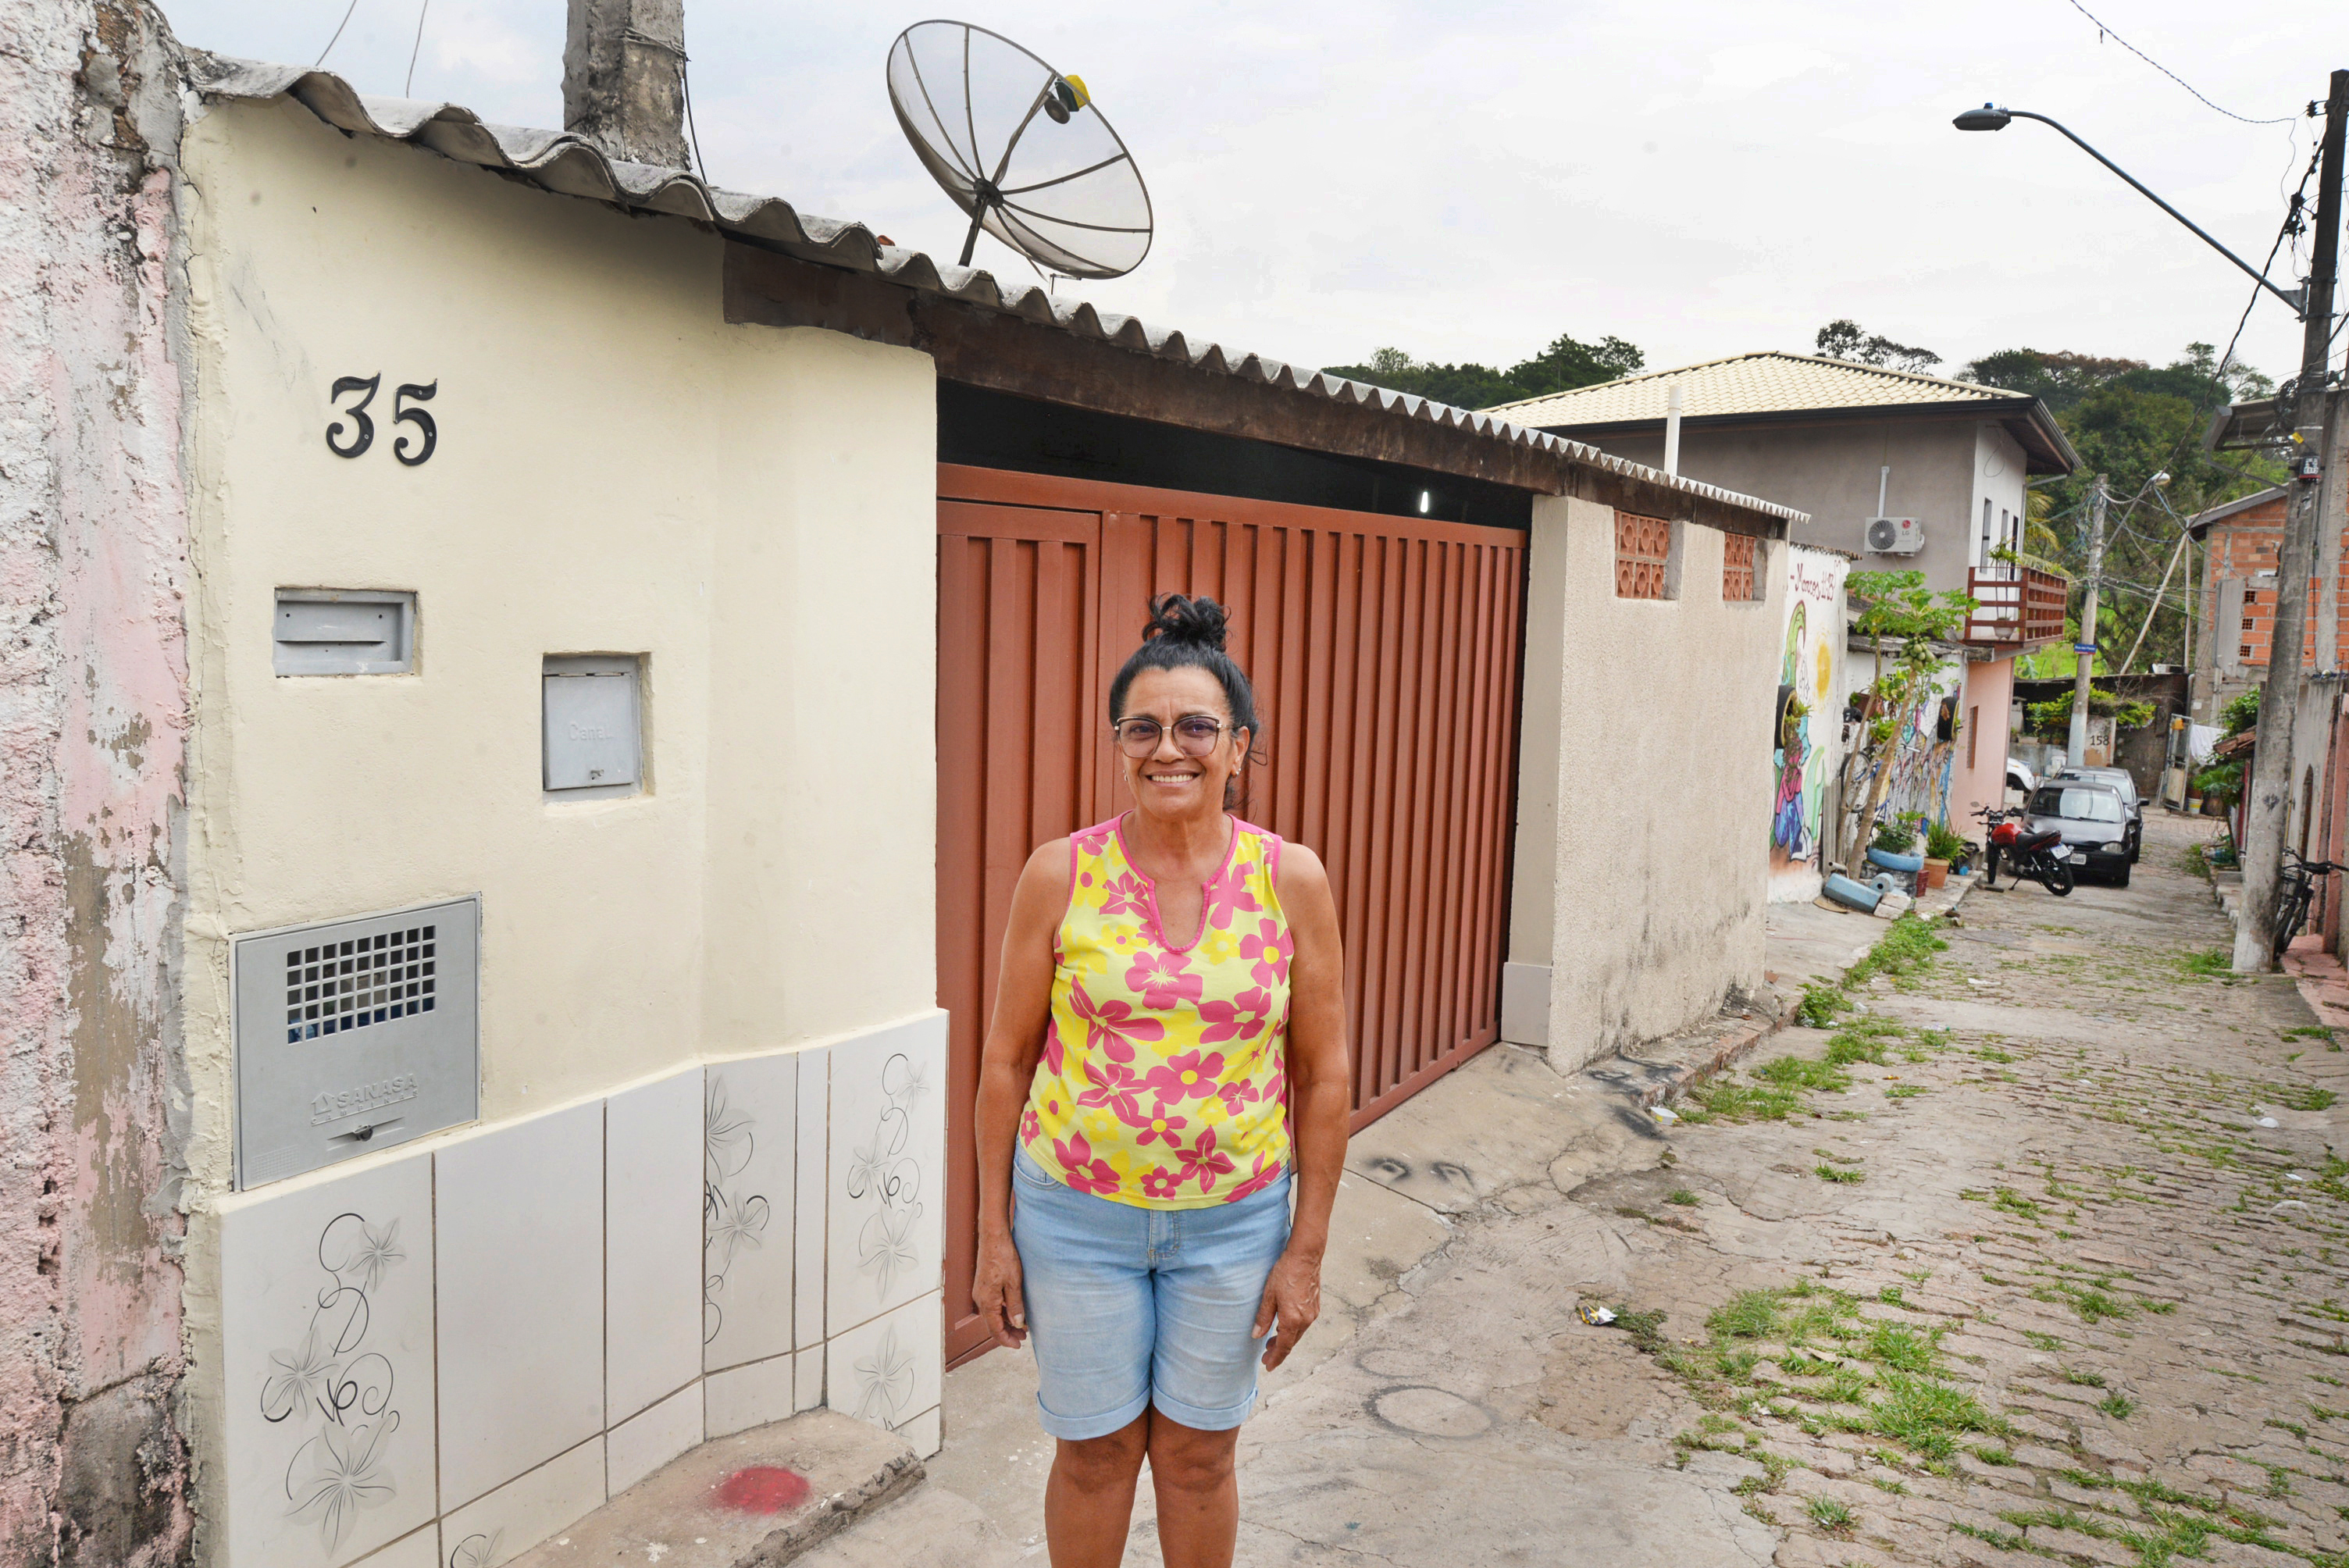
[543,654,643,793]
[232,896,480,1188]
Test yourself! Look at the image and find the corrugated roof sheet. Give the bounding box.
[1483,351,2023,427]
[184,53,1805,526]
[2184,484,2288,536]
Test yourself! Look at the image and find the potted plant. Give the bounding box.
[1871,813,1921,856]
[1923,820,1967,888]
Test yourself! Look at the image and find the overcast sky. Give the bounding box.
[158,0,2343,394]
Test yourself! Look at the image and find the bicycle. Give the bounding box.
[2274,847,2346,963]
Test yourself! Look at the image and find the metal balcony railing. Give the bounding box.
[1962,563,2069,648]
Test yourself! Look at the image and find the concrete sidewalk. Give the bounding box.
[907,873,1977,1562]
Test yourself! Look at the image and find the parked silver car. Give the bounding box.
[2026,782,2133,887]
[2053,767,2143,862]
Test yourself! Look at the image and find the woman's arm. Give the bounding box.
[970,837,1070,1350]
[1256,842,1348,1370]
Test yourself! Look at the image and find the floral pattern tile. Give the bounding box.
[218,1150,437,1568]
[702,1053,797,1374]
[824,1014,946,1335]
[823,1290,941,1445]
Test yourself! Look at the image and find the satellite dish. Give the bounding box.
[886,20,1153,280]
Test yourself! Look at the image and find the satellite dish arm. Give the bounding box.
[958,80,1058,268]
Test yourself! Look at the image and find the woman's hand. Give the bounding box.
[1253,1246,1323,1370]
[973,1230,1029,1350]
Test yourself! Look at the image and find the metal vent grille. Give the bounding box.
[235,896,479,1188]
[284,925,437,1041]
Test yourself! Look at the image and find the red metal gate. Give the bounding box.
[936,464,1527,1365]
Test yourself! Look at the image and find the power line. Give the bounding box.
[313,0,362,68]
[2057,0,2296,125]
[404,0,429,96]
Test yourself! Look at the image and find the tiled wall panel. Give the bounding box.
[215,1021,944,1564]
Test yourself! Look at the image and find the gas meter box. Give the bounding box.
[233,896,480,1188]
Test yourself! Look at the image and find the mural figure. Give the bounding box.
[1770,601,1812,869]
[1770,551,1847,900]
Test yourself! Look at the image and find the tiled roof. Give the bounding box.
[1484,351,2023,426]
[184,55,1806,526]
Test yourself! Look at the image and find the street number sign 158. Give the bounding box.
[326,375,437,465]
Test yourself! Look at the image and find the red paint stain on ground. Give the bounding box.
[713,1466,811,1514]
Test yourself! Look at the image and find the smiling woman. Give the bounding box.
[970,593,1350,1568]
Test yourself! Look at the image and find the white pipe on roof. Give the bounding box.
[1663,383,1684,476]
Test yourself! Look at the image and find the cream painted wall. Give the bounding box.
[1503,498,1780,1067]
[174,94,938,1183]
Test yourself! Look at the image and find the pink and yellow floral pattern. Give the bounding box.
[1022,816,1292,1208]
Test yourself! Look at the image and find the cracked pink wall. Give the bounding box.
[0,1,195,1564]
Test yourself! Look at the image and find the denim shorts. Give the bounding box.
[1012,1142,1292,1440]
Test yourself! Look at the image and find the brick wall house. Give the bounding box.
[2190,486,2349,723]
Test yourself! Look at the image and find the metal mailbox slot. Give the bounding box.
[275,589,415,675]
[544,654,643,794]
[233,896,479,1188]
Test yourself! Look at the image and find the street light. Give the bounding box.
[1953,103,2308,317]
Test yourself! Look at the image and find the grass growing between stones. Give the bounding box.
[1680,1014,1940,1124]
[1646,1282,2013,1470]
[2176,947,2235,981]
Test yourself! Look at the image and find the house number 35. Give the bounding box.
[326,375,437,465]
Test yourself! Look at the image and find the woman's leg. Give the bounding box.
[1045,1412,1151,1568]
[1143,1175,1293,1568]
[1146,1415,1242,1568]
[1012,1146,1156,1566]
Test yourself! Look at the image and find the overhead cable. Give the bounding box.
[2057,0,2295,125]
[313,0,362,68]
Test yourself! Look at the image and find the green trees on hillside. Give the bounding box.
[1965,344,2283,675]
[1320,330,1645,409]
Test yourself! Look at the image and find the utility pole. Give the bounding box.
[2069,474,2110,764]
[2236,68,2347,971]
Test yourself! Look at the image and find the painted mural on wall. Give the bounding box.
[1769,549,1848,903]
[1879,682,1961,829]
[1836,657,1963,853]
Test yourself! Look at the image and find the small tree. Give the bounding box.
[1835,569,1975,861]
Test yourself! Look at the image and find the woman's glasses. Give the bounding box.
[1111,715,1231,758]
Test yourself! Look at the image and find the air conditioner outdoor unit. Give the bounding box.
[1865,516,1925,554]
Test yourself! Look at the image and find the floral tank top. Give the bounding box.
[1020,815,1293,1209]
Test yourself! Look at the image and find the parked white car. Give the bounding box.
[2053,767,2143,862]
[2006,760,2037,796]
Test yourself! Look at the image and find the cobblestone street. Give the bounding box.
[1556,810,2349,1568]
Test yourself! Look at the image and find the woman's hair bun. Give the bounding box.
[1141,593,1230,652]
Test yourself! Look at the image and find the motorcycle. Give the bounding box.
[1972,804,2074,897]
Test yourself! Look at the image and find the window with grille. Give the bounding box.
[285,926,437,1042]
[1616,513,1674,600]
[1721,533,1758,601]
